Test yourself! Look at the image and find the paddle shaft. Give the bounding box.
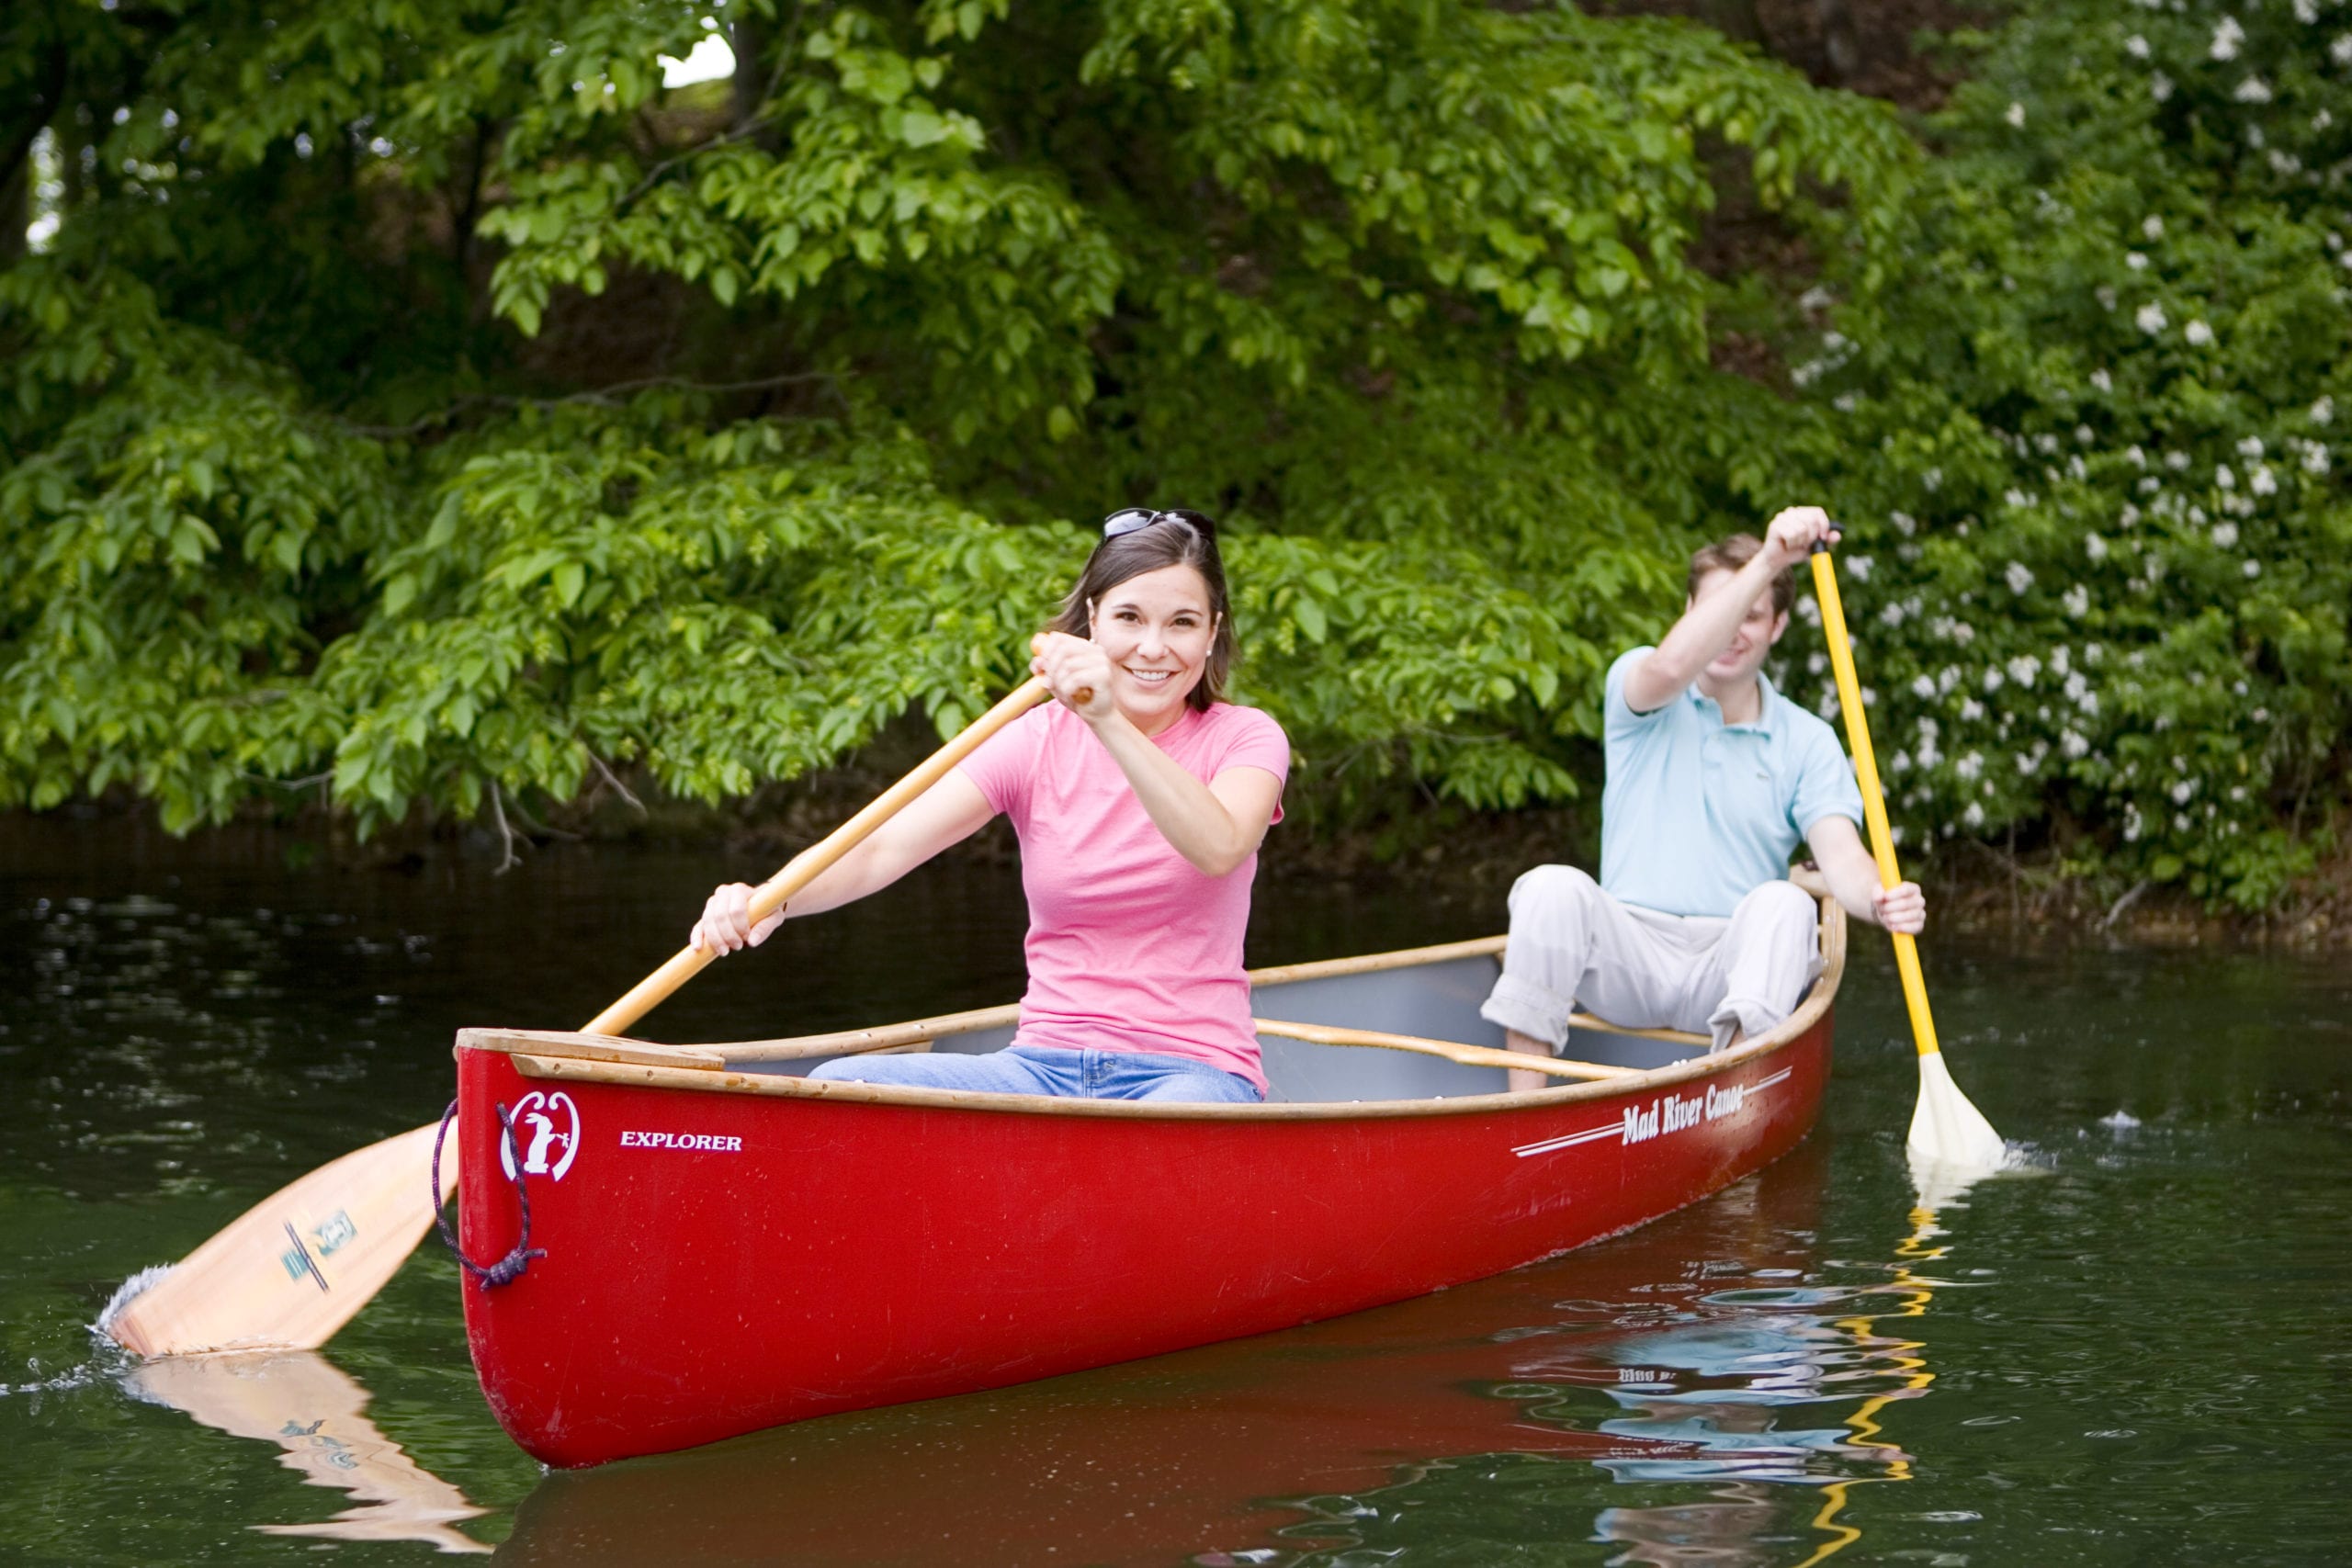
[1807,546,1941,1061]
[582,678,1054,1038]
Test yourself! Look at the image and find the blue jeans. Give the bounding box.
[807,1043,1262,1103]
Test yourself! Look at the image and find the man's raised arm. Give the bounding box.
[1620,506,1840,715]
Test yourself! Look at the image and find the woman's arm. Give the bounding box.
[1090,729,1282,877]
[691,770,998,954]
[1804,814,1927,933]
[1033,633,1282,877]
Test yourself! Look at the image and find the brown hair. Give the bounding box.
[1687,533,1792,618]
[1046,509,1233,711]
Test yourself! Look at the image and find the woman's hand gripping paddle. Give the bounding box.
[1807,542,2007,1173]
[102,677,1056,1359]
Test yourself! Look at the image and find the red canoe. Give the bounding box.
[452,891,1847,1469]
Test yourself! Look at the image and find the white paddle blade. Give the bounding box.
[1907,1052,2008,1171]
[101,1121,455,1359]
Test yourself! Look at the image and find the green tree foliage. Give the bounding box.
[0,0,1909,837]
[1774,0,2352,907]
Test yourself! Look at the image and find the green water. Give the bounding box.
[3,828,2346,1565]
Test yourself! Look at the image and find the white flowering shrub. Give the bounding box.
[1776,0,2350,907]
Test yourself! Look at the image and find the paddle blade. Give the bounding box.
[1907,1052,2008,1172]
[101,1121,456,1359]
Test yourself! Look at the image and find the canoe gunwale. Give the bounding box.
[457,892,1846,1124]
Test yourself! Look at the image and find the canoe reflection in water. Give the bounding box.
[123,1349,491,1554]
[493,1138,1968,1568]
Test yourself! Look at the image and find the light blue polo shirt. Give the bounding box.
[1598,647,1864,919]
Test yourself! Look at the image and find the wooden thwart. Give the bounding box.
[1253,1018,1634,1081]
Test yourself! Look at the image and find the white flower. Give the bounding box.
[2125,444,2145,467]
[1961,698,1985,721]
[2006,561,2035,594]
[1807,651,1827,675]
[1984,667,2006,693]
[2087,535,2111,564]
[2124,804,2143,842]
[2127,252,2149,271]
[2312,396,2335,425]
[2237,436,2265,457]
[2143,215,2164,242]
[2004,488,2032,510]
[2064,671,2089,701]
[2211,522,2240,548]
[2062,729,2090,760]
[2064,583,2092,615]
[1911,674,1937,699]
[1799,285,1835,313]
[2269,150,2303,175]
[2052,646,2071,675]
[2215,464,2236,490]
[2304,445,2330,475]
[2295,0,2318,23]
[2097,285,2120,311]
[1891,750,1911,773]
[2245,558,2262,578]
[2234,76,2273,104]
[2075,424,2096,446]
[2092,368,2114,393]
[1891,510,1917,536]
[2185,320,2214,346]
[2251,466,2277,496]
[2120,502,2142,526]
[2125,33,2151,58]
[1957,752,1984,782]
[2152,73,2174,103]
[2006,101,2028,128]
[1848,555,1872,580]
[2136,303,2167,334]
[2008,654,2042,686]
[2211,17,2244,61]
[2335,35,2352,66]
[1963,802,1986,829]
[2164,449,2191,470]
[1797,597,1821,625]
[2171,779,2197,805]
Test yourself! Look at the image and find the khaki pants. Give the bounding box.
[1477,866,1822,1054]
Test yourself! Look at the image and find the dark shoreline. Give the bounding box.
[6,785,2343,952]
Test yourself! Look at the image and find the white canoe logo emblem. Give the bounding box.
[500,1090,582,1182]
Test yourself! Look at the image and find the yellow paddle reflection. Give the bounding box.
[125,1348,490,1554]
[1788,1162,1992,1568]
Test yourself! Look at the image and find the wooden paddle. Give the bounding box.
[1807,542,2007,1170]
[104,676,1057,1359]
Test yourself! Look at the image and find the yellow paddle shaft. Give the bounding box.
[1806,549,1941,1061]
[582,678,1054,1038]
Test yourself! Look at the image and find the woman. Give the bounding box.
[692,507,1290,1102]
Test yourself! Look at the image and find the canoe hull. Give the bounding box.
[454,1010,1830,1469]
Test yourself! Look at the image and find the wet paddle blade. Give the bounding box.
[101,1122,456,1358]
[1908,1053,2008,1171]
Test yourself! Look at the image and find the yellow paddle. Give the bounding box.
[104,676,1056,1358]
[1807,543,2007,1170]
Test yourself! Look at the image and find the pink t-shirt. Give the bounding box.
[956,700,1291,1092]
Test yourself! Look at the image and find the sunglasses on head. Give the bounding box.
[1101,507,1216,542]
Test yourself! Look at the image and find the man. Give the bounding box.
[1480,506,1926,1091]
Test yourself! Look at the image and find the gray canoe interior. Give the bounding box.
[733,953,1709,1103]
